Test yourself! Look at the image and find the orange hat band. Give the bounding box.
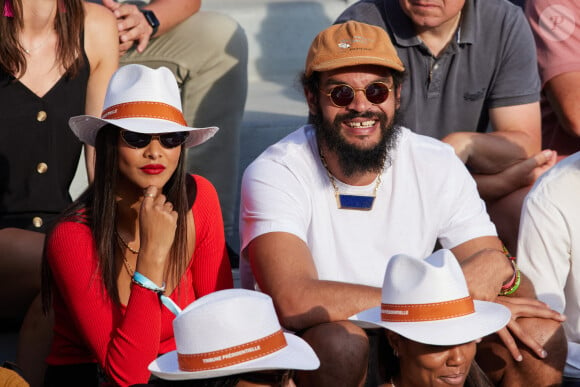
[178,330,287,372]
[101,101,187,126]
[381,296,475,322]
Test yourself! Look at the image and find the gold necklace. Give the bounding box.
[115,230,140,254]
[319,151,383,211]
[121,253,135,277]
[115,236,136,277]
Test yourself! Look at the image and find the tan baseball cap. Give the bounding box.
[305,21,405,77]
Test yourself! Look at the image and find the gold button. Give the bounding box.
[37,110,47,122]
[32,217,43,228]
[36,162,48,174]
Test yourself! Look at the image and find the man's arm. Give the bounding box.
[443,102,545,200]
[472,149,556,201]
[544,72,580,137]
[442,102,541,173]
[451,235,512,301]
[101,0,200,55]
[526,0,580,139]
[247,232,381,332]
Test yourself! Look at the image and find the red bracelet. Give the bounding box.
[501,259,517,290]
[499,245,520,295]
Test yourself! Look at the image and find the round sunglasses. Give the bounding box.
[322,82,392,107]
[120,130,189,149]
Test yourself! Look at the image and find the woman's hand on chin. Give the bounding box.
[136,186,178,282]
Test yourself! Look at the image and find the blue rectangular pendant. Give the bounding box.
[337,194,375,210]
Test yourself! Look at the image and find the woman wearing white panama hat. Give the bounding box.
[355,249,511,387]
[132,289,320,387]
[41,64,234,386]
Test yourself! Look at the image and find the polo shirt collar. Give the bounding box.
[382,0,475,47]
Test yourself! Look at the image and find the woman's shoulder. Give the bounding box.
[48,215,93,251]
[190,174,214,190]
[188,174,219,208]
[83,2,118,65]
[83,2,117,30]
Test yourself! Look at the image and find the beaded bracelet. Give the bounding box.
[499,246,521,296]
[132,272,182,316]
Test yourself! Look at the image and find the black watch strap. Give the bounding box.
[140,9,160,38]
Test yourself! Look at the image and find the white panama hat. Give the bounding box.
[68,64,218,148]
[149,289,320,381]
[357,249,511,346]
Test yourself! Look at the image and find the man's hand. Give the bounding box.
[102,0,154,55]
[473,149,557,200]
[500,149,557,189]
[494,296,565,361]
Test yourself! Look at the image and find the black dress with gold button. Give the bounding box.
[0,51,90,232]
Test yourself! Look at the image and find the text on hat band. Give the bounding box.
[177,330,287,372]
[101,101,187,126]
[381,296,475,322]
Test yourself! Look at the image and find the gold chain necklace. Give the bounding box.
[121,253,135,277]
[319,151,383,211]
[114,235,136,277]
[115,230,140,254]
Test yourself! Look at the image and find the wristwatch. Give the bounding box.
[140,9,160,38]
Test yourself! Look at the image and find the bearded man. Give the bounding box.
[239,21,565,387]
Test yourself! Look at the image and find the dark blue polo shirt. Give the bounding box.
[336,0,541,138]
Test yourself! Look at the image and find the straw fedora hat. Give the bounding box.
[68,64,218,148]
[148,289,320,381]
[357,249,511,345]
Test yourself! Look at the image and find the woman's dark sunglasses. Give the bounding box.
[120,130,189,149]
[323,81,392,107]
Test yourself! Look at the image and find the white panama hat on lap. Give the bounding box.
[149,289,320,381]
[69,64,218,148]
[358,249,511,346]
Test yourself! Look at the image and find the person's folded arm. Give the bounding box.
[442,102,541,175]
[471,149,556,201]
[544,71,580,137]
[247,232,381,332]
[451,235,512,302]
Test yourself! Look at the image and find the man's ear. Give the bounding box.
[395,84,402,110]
[304,87,319,117]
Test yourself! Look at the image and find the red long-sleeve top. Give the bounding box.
[45,175,233,386]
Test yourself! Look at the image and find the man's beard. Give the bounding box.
[313,108,401,177]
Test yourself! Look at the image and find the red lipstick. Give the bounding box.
[141,164,166,175]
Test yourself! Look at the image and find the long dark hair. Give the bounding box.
[0,0,85,77]
[43,124,190,308]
